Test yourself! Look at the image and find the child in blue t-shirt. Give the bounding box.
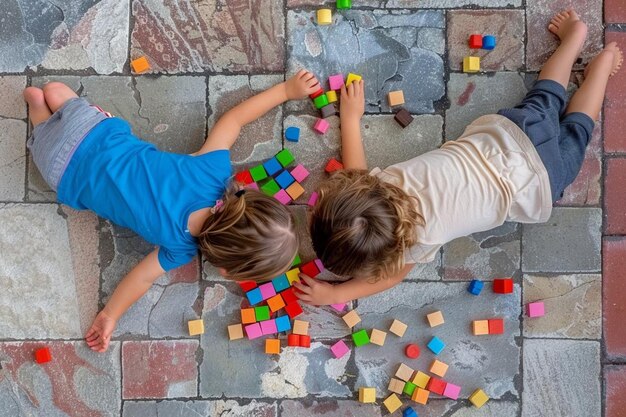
[23,70,322,352]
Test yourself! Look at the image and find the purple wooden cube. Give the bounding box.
[259,282,276,300]
[245,323,263,339]
[328,73,344,90]
[260,319,278,335]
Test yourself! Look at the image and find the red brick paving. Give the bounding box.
[603,238,626,361]
[604,158,626,235]
[604,32,626,153]
[605,1,626,24]
[605,365,626,417]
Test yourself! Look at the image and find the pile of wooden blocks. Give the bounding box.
[463,34,497,73]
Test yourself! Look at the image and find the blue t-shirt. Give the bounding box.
[57,118,232,271]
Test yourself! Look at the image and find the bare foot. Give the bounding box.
[548,9,588,53]
[584,42,624,78]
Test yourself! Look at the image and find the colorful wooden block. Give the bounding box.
[254,306,270,321]
[412,387,430,405]
[324,158,344,173]
[394,108,414,128]
[358,387,376,403]
[249,165,268,182]
[285,126,300,142]
[308,191,319,206]
[286,268,300,285]
[388,378,405,394]
[342,310,361,328]
[493,278,514,293]
[429,359,449,377]
[265,338,281,354]
[352,329,370,347]
[331,303,346,312]
[488,318,504,334]
[427,310,445,327]
[272,274,290,292]
[482,35,496,50]
[287,334,300,347]
[34,347,52,364]
[227,323,244,340]
[317,8,332,25]
[285,301,303,319]
[292,319,309,335]
[300,261,320,278]
[281,287,298,304]
[238,280,257,292]
[245,323,263,339]
[412,371,430,389]
[263,157,282,176]
[320,103,337,118]
[267,294,286,312]
[403,381,417,396]
[246,288,263,305]
[463,56,481,73]
[299,334,311,348]
[330,340,350,358]
[309,87,324,99]
[389,319,407,337]
[188,319,205,336]
[275,315,291,332]
[527,301,545,317]
[370,329,387,346]
[275,170,296,189]
[395,363,415,381]
[314,259,324,272]
[472,320,490,336]
[345,73,362,86]
[426,377,446,395]
[245,182,259,191]
[468,279,484,295]
[292,254,301,267]
[469,34,483,48]
[336,0,351,9]
[234,171,254,185]
[274,189,291,205]
[403,407,418,417]
[313,94,329,109]
[260,179,280,196]
[405,344,420,359]
[276,149,295,167]
[131,56,151,73]
[241,308,256,324]
[259,282,276,300]
[328,73,344,90]
[313,118,330,134]
[260,319,278,335]
[443,382,461,400]
[469,389,489,408]
[290,164,309,183]
[383,394,402,413]
[388,90,405,107]
[427,336,445,355]
[286,182,305,200]
[325,90,338,103]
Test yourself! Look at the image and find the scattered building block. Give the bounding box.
[468,279,484,295]
[275,315,291,332]
[249,165,268,182]
[336,0,352,9]
[314,259,324,272]
[388,378,405,394]
[394,108,414,128]
[309,87,324,99]
[345,73,362,86]
[443,382,461,400]
[292,254,301,267]
[331,303,346,312]
[352,329,370,347]
[405,344,420,359]
[403,407,418,417]
[241,308,256,324]
[469,388,489,408]
[328,73,344,90]
[426,377,447,395]
[245,323,263,339]
[263,157,282,176]
[342,310,361,328]
[299,334,311,348]
[493,278,514,294]
[317,8,332,25]
[388,90,405,107]
[290,164,309,183]
[472,320,490,336]
[245,182,259,191]
[285,126,300,142]
[307,191,319,207]
[260,179,280,196]
[234,171,254,185]
[427,310,445,327]
[320,103,337,118]
[300,260,321,278]
[430,359,449,377]
[259,282,276,300]
[238,280,257,292]
[287,334,301,347]
[482,35,496,50]
[412,387,430,405]
[267,294,286,313]
[286,182,305,200]
[488,318,504,335]
[265,338,281,354]
[286,268,301,285]
[403,381,417,397]
[325,158,344,173]
[131,56,151,73]
[275,170,296,189]
[293,319,309,335]
[272,274,290,293]
[412,371,430,389]
[34,347,52,364]
[260,319,278,335]
[370,329,387,346]
[527,301,545,317]
[463,56,481,73]
[469,34,483,48]
[389,319,407,337]
[276,149,295,167]
[359,387,376,403]
[313,118,330,134]
[427,336,445,355]
[325,90,338,103]
[281,287,298,304]
[255,306,270,321]
[246,288,263,306]
[395,363,415,382]
[313,94,329,109]
[285,301,303,319]
[330,340,350,358]
[228,324,244,340]
[383,394,402,414]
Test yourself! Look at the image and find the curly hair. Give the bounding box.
[198,187,299,281]
[310,170,422,280]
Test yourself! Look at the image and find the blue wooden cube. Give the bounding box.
[272,274,290,293]
[275,315,292,332]
[275,170,295,189]
[285,126,300,142]
[482,35,496,50]
[263,157,282,176]
[427,336,445,355]
[403,407,418,417]
[468,279,484,295]
[246,288,263,306]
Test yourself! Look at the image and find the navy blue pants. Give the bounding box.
[498,79,595,202]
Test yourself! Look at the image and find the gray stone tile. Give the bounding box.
[446,73,529,141]
[0,77,27,202]
[280,400,382,416]
[0,0,129,73]
[522,208,601,273]
[523,274,601,339]
[522,339,600,417]
[443,222,520,281]
[123,400,278,417]
[287,10,445,114]
[445,401,520,417]
[0,76,27,119]
[355,281,521,399]
[388,0,522,6]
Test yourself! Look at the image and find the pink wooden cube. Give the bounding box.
[260,319,278,335]
[331,303,347,312]
[443,383,461,400]
[291,164,310,183]
[313,118,330,134]
[527,301,545,317]
[245,182,259,190]
[308,191,319,206]
[314,259,324,272]
[328,73,344,90]
[330,340,350,359]
[274,189,292,205]
[245,323,263,339]
[259,282,276,300]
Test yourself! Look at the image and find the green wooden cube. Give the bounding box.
[313,94,329,109]
[255,306,270,321]
[260,179,280,196]
[337,0,351,9]
[250,165,268,182]
[403,381,417,396]
[352,329,370,347]
[292,253,301,267]
[276,149,295,167]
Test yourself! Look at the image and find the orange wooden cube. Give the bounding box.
[227,324,244,340]
[387,90,405,107]
[412,387,430,405]
[131,56,151,73]
[265,338,281,354]
[241,308,256,324]
[267,294,286,312]
[286,182,305,200]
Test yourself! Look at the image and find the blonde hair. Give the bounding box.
[199,187,298,281]
[310,170,422,280]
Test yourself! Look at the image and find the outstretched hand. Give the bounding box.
[340,79,365,120]
[285,69,321,100]
[293,274,337,306]
[85,310,117,353]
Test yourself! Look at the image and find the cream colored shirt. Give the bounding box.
[372,114,552,264]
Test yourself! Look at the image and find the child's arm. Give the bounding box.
[294,263,415,305]
[339,80,367,169]
[85,249,164,352]
[195,70,320,155]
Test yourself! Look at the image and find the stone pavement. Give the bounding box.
[0,1,619,416]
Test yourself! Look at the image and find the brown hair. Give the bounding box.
[198,187,299,281]
[310,170,422,280]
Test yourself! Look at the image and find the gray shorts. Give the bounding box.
[27,98,110,191]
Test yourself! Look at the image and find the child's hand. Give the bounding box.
[340,80,365,120]
[293,274,337,306]
[85,310,117,353]
[285,69,321,100]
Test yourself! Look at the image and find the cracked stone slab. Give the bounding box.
[0,341,121,416]
[199,284,352,398]
[288,0,522,8]
[122,340,199,399]
[0,77,27,201]
[443,222,521,281]
[131,0,285,73]
[523,274,601,339]
[522,208,601,273]
[355,281,521,400]
[410,400,520,417]
[280,400,382,416]
[448,10,525,72]
[446,73,529,141]
[123,400,278,417]
[526,0,603,71]
[522,339,600,417]
[0,0,129,73]
[287,10,445,114]
[209,75,283,169]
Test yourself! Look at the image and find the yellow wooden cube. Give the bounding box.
[469,389,489,408]
[358,387,376,403]
[412,371,431,388]
[345,73,362,86]
[369,328,387,346]
[293,319,309,335]
[317,9,332,25]
[286,268,300,284]
[227,324,244,340]
[383,394,402,413]
[326,90,338,103]
[463,56,480,73]
[472,320,490,336]
[412,387,430,405]
[388,90,405,107]
[395,363,414,381]
[188,319,204,336]
[429,359,449,377]
[388,378,405,394]
[389,319,407,337]
[427,310,445,327]
[342,310,361,328]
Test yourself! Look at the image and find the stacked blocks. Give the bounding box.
[359,387,376,403]
[468,279,484,295]
[493,278,514,293]
[469,389,489,408]
[285,126,300,142]
[34,347,52,364]
[394,108,414,128]
[527,301,545,317]
[314,118,330,134]
[463,56,480,73]
[331,340,350,358]
[427,336,445,355]
[352,329,370,347]
[317,9,332,25]
[188,319,205,336]
[389,319,407,337]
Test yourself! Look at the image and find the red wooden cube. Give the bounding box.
[234,171,254,185]
[281,287,298,304]
[325,158,344,173]
[299,334,311,348]
[34,347,52,364]
[287,334,301,346]
[469,34,483,49]
[488,318,504,334]
[309,87,324,99]
[285,301,303,319]
[493,278,514,294]
[238,280,257,292]
[300,261,320,278]
[426,377,447,395]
